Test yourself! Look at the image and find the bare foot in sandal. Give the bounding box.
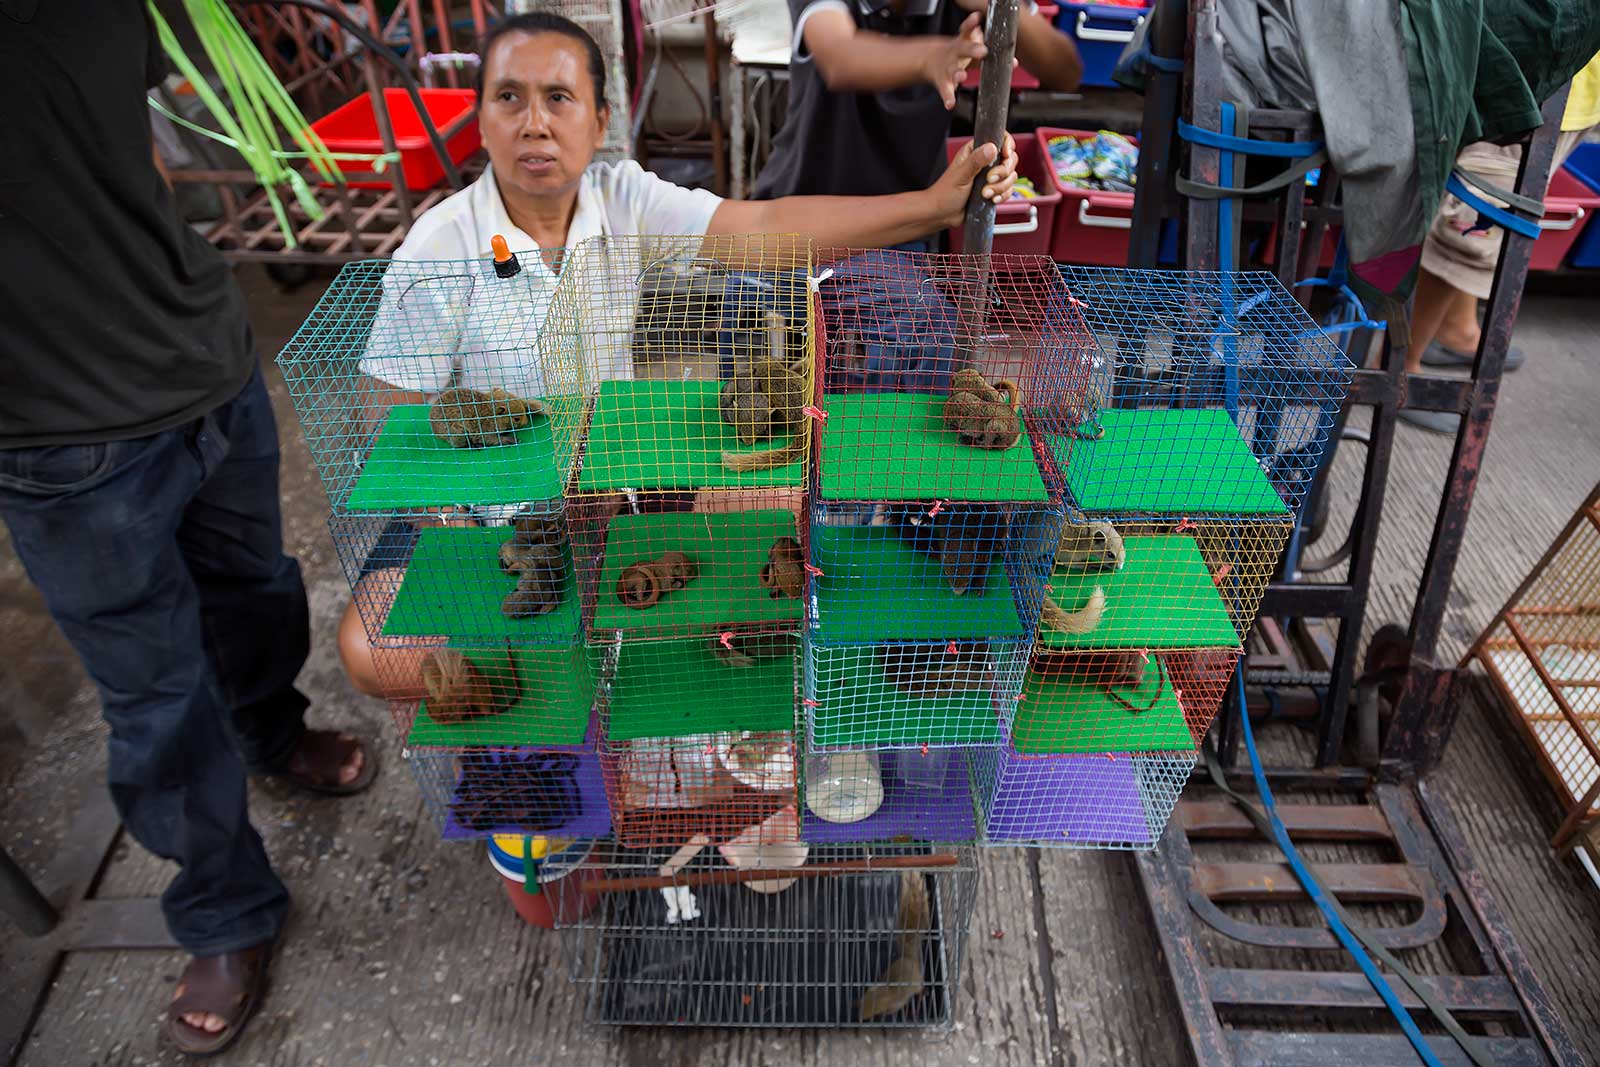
[271,729,377,796]
[167,943,272,1057]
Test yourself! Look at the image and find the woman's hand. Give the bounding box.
[922,12,987,109]
[931,134,1019,229]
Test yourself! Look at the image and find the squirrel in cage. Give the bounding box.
[419,648,517,724]
[892,503,1009,596]
[943,369,1022,450]
[616,551,699,609]
[499,515,568,619]
[719,312,810,472]
[881,641,992,697]
[428,386,545,449]
[759,536,804,599]
[1039,521,1124,635]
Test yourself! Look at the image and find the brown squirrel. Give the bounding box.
[499,515,569,619]
[860,869,931,1021]
[419,648,517,724]
[1040,522,1125,636]
[616,551,698,609]
[758,536,805,599]
[720,312,810,473]
[880,641,992,697]
[428,386,545,449]
[943,369,1022,451]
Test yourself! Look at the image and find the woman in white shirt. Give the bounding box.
[337,10,1018,696]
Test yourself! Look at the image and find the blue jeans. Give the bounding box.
[0,365,304,955]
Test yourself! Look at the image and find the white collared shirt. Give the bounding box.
[359,160,722,395]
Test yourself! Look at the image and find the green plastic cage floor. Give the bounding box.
[1011,657,1193,755]
[1040,534,1241,651]
[591,510,803,635]
[576,380,806,490]
[383,527,581,642]
[606,638,798,741]
[1063,408,1291,516]
[346,404,562,510]
[407,645,594,747]
[810,524,1023,642]
[808,645,1002,748]
[817,393,1049,502]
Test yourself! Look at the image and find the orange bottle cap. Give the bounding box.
[491,234,512,263]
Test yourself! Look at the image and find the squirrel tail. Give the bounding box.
[1041,585,1106,635]
[722,434,807,472]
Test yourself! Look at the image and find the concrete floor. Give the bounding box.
[0,267,1597,1066]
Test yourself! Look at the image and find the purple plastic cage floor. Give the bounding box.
[983,749,1153,845]
[800,749,980,843]
[440,743,613,841]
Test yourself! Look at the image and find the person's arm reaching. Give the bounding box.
[804,7,987,109]
[707,134,1018,247]
[953,0,1081,91]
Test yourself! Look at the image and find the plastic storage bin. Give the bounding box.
[961,4,1059,90]
[1529,165,1600,272]
[946,134,1063,255]
[1055,2,1147,88]
[487,835,598,929]
[1037,126,1134,265]
[1565,144,1600,269]
[309,88,480,191]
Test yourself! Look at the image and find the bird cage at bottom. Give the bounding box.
[559,842,978,1028]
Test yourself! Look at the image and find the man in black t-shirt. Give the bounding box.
[754,0,1081,209]
[0,2,373,1055]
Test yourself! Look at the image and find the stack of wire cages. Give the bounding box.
[978,266,1352,848]
[803,249,1095,847]
[279,250,612,844]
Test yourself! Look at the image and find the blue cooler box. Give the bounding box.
[1564,142,1600,269]
[1056,2,1149,88]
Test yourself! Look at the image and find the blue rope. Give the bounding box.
[1178,119,1324,158]
[1217,104,1239,423]
[1445,172,1542,239]
[1234,672,1446,1067]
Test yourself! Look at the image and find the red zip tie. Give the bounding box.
[920,742,930,757]
[946,640,959,656]
[1174,688,1184,705]
[802,405,827,423]
[802,698,819,708]
[1138,649,1149,665]
[804,563,825,578]
[1175,516,1197,533]
[928,499,947,518]
[719,631,734,650]
[1213,562,1233,585]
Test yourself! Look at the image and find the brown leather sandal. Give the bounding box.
[165,943,272,1057]
[270,729,377,796]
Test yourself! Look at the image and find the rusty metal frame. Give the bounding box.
[1123,1,1582,1062]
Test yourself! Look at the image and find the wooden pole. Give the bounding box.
[960,0,1020,257]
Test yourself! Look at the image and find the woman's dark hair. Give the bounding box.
[475,13,608,109]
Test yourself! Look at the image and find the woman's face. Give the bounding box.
[479,31,610,203]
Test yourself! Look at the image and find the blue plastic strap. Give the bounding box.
[1140,47,1184,74]
[1177,119,1324,158]
[1445,172,1542,239]
[1235,674,1447,1067]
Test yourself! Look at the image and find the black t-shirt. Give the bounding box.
[752,0,963,200]
[0,1,253,448]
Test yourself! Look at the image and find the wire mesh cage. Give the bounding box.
[408,730,613,839]
[568,489,807,641]
[540,234,817,495]
[973,744,1197,849]
[1052,266,1352,523]
[561,841,977,1028]
[280,256,566,513]
[1470,484,1600,848]
[811,249,1098,505]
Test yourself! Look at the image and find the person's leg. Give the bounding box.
[1403,267,1460,374]
[0,430,290,959]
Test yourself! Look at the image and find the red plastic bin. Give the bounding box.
[309,88,480,191]
[1529,166,1598,271]
[946,133,1062,255]
[1037,126,1134,265]
[961,4,1059,90]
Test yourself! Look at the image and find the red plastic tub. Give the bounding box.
[487,835,598,929]
[961,4,1059,90]
[309,88,480,191]
[1037,126,1135,265]
[947,133,1062,255]
[1529,166,1599,271]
